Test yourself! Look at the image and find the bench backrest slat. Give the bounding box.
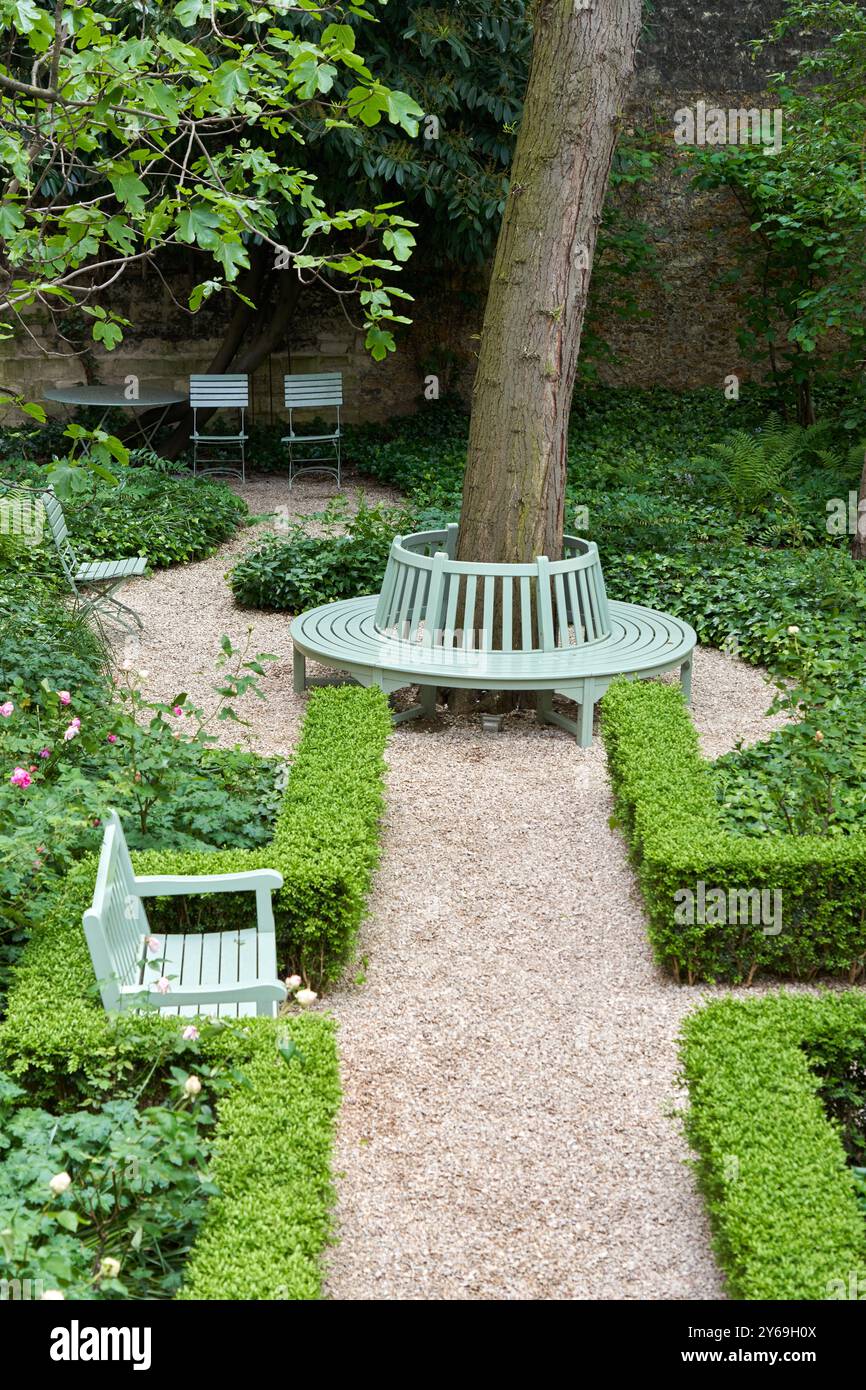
[40,489,80,587]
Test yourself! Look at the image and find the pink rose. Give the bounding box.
[0,701,13,717]
[182,1025,200,1041]
[172,705,184,717]
[62,723,79,742]
[145,935,161,953]
[155,977,171,995]
[57,691,71,705]
[10,767,31,788]
[39,747,50,758]
[106,733,118,744]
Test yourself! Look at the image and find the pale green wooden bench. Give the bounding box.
[83,811,287,1018]
[41,487,146,634]
[291,523,696,747]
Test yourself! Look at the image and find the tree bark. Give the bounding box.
[457,0,643,564]
[852,448,866,561]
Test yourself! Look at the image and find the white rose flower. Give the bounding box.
[295,988,318,1008]
[184,1075,202,1097]
[99,1257,121,1279]
[284,974,302,990]
[48,1171,72,1196]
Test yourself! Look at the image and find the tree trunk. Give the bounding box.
[796,375,816,428]
[852,448,866,561]
[153,258,302,460]
[457,0,643,565]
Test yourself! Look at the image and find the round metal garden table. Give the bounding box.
[43,384,187,450]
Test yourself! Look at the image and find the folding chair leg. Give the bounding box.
[80,583,143,634]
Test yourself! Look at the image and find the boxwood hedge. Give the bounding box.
[681,992,866,1300]
[601,677,866,984]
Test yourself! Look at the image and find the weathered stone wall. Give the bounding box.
[0,0,829,423]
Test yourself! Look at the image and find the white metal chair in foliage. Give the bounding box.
[83,811,287,1018]
[189,373,249,481]
[283,372,343,488]
[41,487,146,634]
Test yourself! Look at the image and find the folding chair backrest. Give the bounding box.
[284,373,343,410]
[82,810,150,1012]
[189,374,249,409]
[40,488,80,588]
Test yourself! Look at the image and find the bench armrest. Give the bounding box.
[133,868,283,897]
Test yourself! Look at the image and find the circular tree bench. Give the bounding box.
[291,524,696,746]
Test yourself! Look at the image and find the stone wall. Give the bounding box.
[0,1,830,424]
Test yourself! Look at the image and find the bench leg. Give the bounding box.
[578,679,595,747]
[680,655,693,706]
[537,690,552,726]
[293,647,306,694]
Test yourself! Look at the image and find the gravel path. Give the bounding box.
[114,475,787,1301]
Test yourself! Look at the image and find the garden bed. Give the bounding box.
[601,678,866,983]
[0,681,391,1300]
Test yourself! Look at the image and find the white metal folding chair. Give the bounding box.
[189,374,249,481]
[40,487,146,634]
[283,373,343,488]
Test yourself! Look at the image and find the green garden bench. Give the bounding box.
[83,811,287,1018]
[41,487,146,634]
[291,523,696,746]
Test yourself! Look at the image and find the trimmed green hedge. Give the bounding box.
[0,684,389,1299]
[179,1013,341,1301]
[681,992,866,1300]
[601,677,866,983]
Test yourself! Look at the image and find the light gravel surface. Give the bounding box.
[113,475,791,1301]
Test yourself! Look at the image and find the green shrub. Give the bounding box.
[0,570,109,698]
[230,497,409,611]
[3,461,248,569]
[601,678,866,983]
[681,992,866,1300]
[179,1013,340,1301]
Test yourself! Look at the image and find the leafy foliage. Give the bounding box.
[3,459,248,568]
[0,1064,228,1300]
[0,0,422,404]
[231,495,409,610]
[687,0,866,421]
